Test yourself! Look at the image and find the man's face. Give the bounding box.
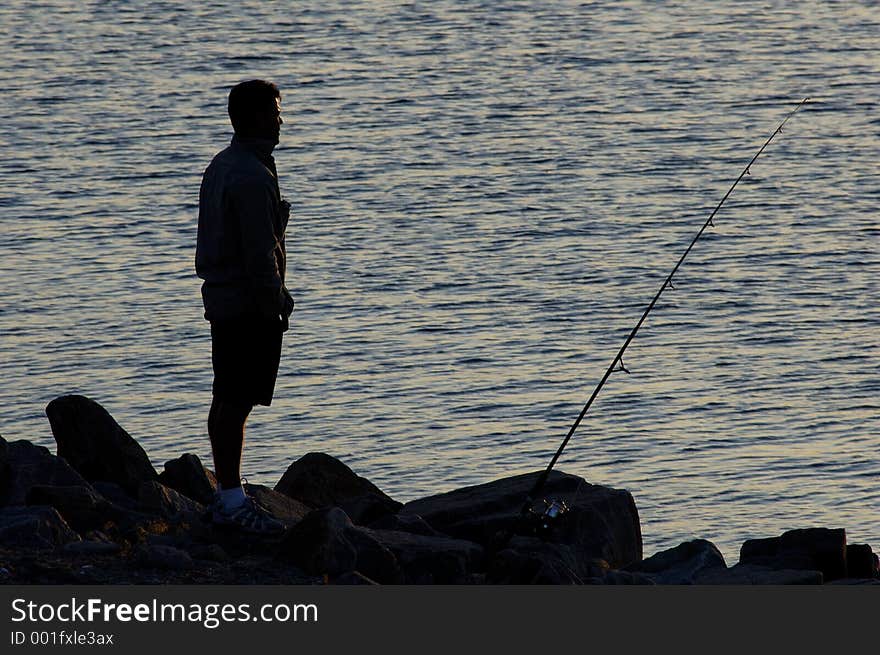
[254,97,283,144]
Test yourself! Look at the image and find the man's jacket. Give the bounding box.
[196,135,293,322]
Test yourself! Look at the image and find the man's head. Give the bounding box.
[228,79,282,144]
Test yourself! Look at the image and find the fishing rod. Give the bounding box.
[505,98,810,542]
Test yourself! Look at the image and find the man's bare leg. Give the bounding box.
[206,398,283,534]
[208,397,253,490]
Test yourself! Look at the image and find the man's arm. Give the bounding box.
[231,179,284,319]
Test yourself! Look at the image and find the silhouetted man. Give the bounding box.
[195,79,293,534]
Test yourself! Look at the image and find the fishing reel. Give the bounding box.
[524,497,570,539]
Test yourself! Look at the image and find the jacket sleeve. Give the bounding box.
[230,178,283,319]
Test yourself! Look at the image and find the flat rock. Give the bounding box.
[46,395,157,494]
[825,578,880,586]
[26,484,128,532]
[740,527,847,582]
[628,539,727,584]
[2,440,92,506]
[274,452,401,523]
[400,469,642,569]
[696,563,823,585]
[0,506,81,549]
[158,454,218,505]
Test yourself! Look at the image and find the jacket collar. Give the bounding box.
[231,134,276,160]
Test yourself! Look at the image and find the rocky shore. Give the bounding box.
[0,395,877,585]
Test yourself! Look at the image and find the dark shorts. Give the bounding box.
[211,315,283,407]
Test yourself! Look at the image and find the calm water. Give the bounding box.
[0,1,877,562]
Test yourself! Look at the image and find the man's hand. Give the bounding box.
[282,287,295,317]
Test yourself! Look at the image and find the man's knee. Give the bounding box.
[210,398,253,428]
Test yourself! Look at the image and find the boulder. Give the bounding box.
[0,506,81,549]
[25,484,128,532]
[158,454,218,505]
[845,544,877,580]
[366,529,484,584]
[244,483,310,527]
[2,440,92,506]
[274,452,401,523]
[628,539,727,584]
[400,470,642,568]
[137,480,204,518]
[346,528,406,585]
[740,528,847,582]
[91,481,140,509]
[697,563,823,585]
[277,507,403,583]
[46,395,157,494]
[338,493,403,526]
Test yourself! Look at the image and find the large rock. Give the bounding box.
[137,481,204,519]
[400,470,642,569]
[0,506,81,549]
[158,454,217,505]
[740,528,847,582]
[244,483,310,528]
[846,544,878,579]
[2,440,92,506]
[91,481,140,510]
[366,529,484,584]
[277,507,403,583]
[26,484,128,532]
[488,549,580,584]
[628,539,727,584]
[274,452,401,523]
[46,395,158,494]
[486,536,600,584]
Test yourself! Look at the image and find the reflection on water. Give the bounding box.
[0,1,877,561]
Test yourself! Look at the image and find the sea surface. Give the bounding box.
[0,1,877,562]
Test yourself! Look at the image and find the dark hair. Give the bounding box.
[227,79,281,135]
